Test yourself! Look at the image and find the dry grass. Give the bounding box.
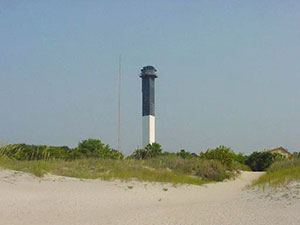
[253,158,300,187]
[0,158,208,185]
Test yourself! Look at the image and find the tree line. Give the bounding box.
[0,139,296,171]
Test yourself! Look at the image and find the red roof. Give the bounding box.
[267,147,292,156]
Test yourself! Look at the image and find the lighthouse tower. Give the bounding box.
[140,66,158,147]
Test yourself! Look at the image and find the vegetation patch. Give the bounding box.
[0,140,262,185]
[0,139,123,161]
[0,158,208,185]
[253,158,300,187]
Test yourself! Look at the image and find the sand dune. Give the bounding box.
[0,170,299,225]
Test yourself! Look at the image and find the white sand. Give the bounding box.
[0,170,299,225]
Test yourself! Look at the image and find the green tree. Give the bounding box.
[246,152,275,171]
[145,143,162,158]
[235,153,248,165]
[77,139,111,159]
[201,146,237,167]
[130,149,148,160]
[109,149,124,160]
[177,149,192,159]
[130,143,163,160]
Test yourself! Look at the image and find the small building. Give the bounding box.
[266,147,293,159]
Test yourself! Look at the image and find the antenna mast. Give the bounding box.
[117,55,122,152]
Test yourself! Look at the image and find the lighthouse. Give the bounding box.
[140,66,158,147]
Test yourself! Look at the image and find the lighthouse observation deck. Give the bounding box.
[140,66,158,78]
[140,66,157,117]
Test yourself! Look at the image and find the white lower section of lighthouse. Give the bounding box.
[142,115,155,147]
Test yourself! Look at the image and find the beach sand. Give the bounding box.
[0,170,299,225]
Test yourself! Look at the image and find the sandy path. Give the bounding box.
[0,170,299,225]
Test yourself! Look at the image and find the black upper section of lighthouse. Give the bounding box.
[140,66,158,116]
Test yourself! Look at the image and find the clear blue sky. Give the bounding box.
[1,0,300,154]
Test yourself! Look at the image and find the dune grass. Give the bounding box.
[0,158,208,185]
[0,143,248,185]
[0,157,51,177]
[253,158,300,187]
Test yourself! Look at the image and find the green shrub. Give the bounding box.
[0,139,123,161]
[230,161,251,171]
[200,146,238,168]
[130,149,148,160]
[145,143,162,157]
[143,155,233,181]
[0,144,72,160]
[235,153,248,165]
[77,139,111,158]
[109,149,124,160]
[194,160,230,181]
[130,143,162,159]
[246,151,276,171]
[177,149,198,159]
